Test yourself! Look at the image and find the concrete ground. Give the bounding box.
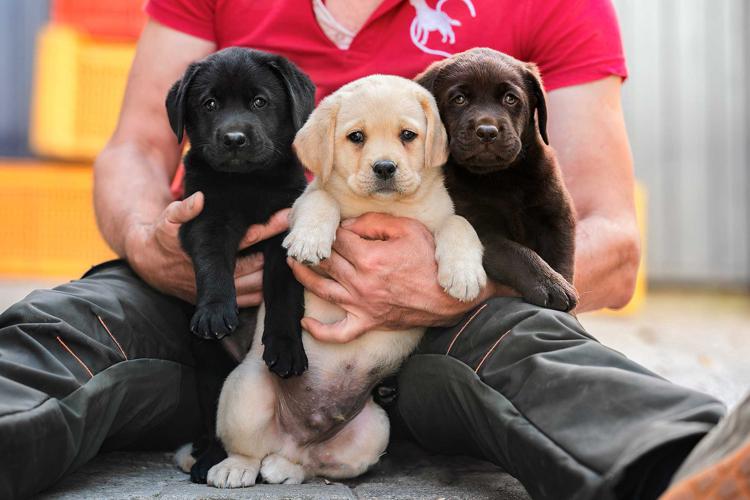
[2,280,749,499]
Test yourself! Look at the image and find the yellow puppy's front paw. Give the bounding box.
[282,226,335,266]
[439,259,487,302]
[207,455,260,488]
[260,454,305,484]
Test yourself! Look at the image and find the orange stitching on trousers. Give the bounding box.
[56,336,94,379]
[474,329,511,373]
[446,303,488,355]
[96,314,128,360]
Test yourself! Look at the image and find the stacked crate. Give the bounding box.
[30,0,146,159]
[0,1,146,278]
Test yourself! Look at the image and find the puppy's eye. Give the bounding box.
[400,130,417,142]
[252,97,267,108]
[503,93,519,106]
[347,131,365,144]
[452,94,467,105]
[203,98,217,111]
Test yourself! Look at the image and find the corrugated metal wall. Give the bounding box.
[613,0,749,286]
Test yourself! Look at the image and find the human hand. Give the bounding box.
[288,212,497,343]
[125,191,290,305]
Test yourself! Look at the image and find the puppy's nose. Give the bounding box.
[372,160,397,180]
[223,131,247,149]
[476,125,499,143]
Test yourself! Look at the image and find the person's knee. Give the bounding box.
[1,287,95,328]
[397,354,479,409]
[395,354,489,457]
[419,297,594,365]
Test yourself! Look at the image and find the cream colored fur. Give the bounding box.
[207,75,485,488]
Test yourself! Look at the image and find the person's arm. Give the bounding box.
[547,76,640,311]
[94,20,288,305]
[94,20,214,257]
[292,76,639,342]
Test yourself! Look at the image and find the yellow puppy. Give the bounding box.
[205,75,486,488]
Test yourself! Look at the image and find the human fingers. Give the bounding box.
[339,212,413,240]
[164,192,204,225]
[235,269,263,296]
[234,252,264,278]
[237,292,263,308]
[313,250,357,283]
[239,208,291,250]
[301,314,373,343]
[288,258,351,304]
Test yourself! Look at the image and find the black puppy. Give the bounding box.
[165,47,314,481]
[166,47,313,374]
[417,48,578,311]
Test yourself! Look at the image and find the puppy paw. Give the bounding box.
[283,226,335,266]
[262,333,308,378]
[190,442,227,484]
[523,272,578,312]
[438,259,487,302]
[207,455,260,489]
[373,376,399,409]
[260,454,305,485]
[174,443,196,473]
[190,301,238,340]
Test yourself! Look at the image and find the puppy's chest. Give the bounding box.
[185,170,299,224]
[452,183,524,231]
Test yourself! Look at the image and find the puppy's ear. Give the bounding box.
[415,59,448,94]
[266,56,316,131]
[416,90,449,169]
[293,94,339,183]
[165,62,203,144]
[524,63,549,145]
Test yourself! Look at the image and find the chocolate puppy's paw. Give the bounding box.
[262,334,308,378]
[525,273,579,312]
[190,442,228,484]
[190,301,239,339]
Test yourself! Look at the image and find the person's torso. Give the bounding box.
[212,0,528,100]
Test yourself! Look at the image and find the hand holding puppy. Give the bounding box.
[125,193,289,306]
[289,212,496,343]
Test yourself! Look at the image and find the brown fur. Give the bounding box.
[416,48,578,311]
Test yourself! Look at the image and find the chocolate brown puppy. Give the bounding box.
[416,48,578,311]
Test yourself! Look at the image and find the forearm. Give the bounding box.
[546,77,640,313]
[93,20,215,259]
[93,141,176,257]
[573,213,640,312]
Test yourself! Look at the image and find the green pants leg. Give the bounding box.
[394,297,725,500]
[0,260,215,499]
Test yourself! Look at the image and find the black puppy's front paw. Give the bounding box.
[524,272,579,312]
[262,334,308,378]
[190,301,239,339]
[190,441,227,484]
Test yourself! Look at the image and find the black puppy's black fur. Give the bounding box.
[167,47,313,373]
[165,48,313,481]
[417,48,578,311]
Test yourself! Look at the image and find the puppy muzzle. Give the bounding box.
[372,160,397,180]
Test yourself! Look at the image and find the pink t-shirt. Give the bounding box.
[148,0,627,195]
[146,0,627,101]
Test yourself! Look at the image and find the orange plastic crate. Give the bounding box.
[52,0,147,41]
[0,161,116,278]
[30,25,136,161]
